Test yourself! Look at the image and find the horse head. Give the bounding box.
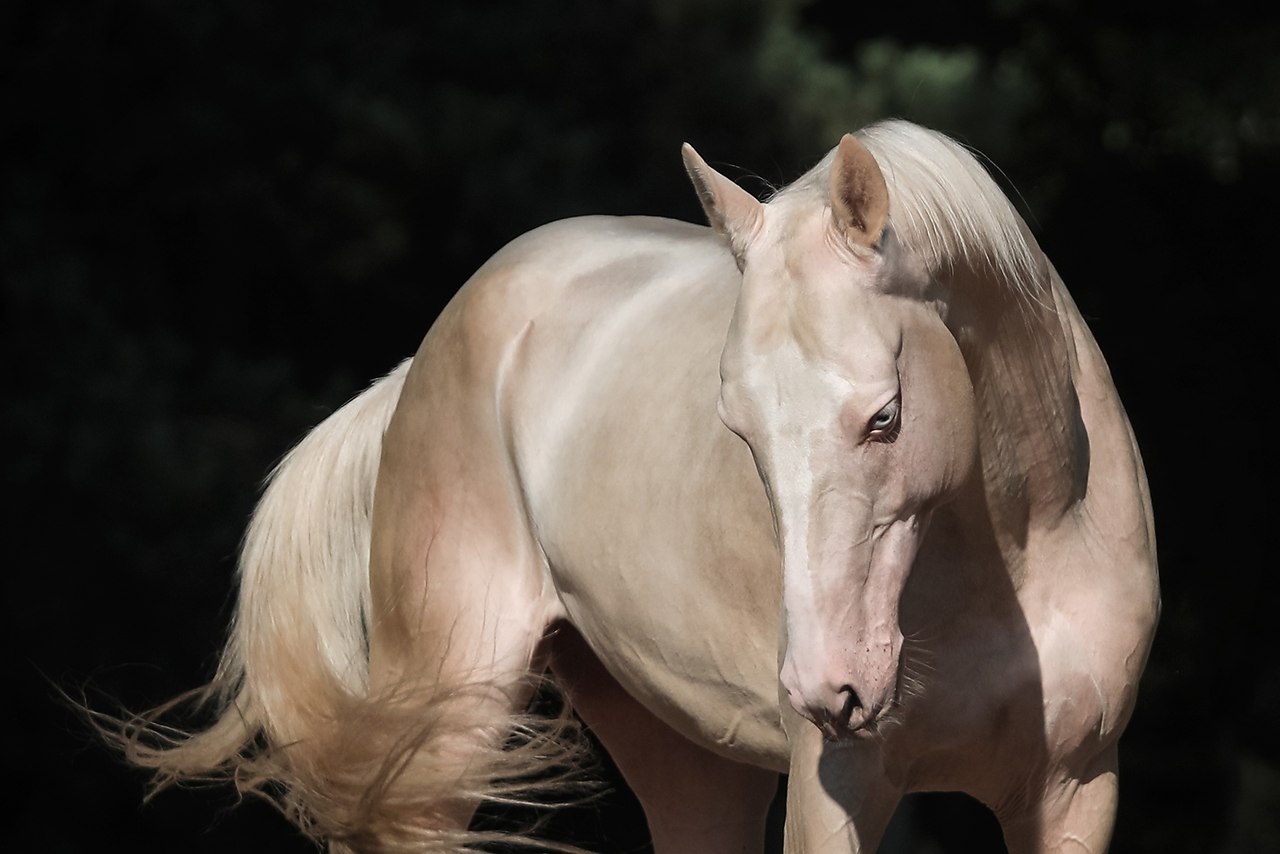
[683,135,980,739]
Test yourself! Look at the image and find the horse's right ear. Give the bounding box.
[682,143,762,257]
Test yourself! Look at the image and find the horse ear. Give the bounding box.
[681,143,762,253]
[830,133,889,249]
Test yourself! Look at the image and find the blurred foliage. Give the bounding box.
[4,0,1277,850]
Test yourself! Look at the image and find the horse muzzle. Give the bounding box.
[779,514,923,739]
[781,632,902,739]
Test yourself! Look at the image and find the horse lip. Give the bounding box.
[821,696,894,742]
[850,699,891,736]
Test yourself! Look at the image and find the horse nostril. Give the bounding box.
[837,685,862,723]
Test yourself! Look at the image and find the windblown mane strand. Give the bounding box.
[779,120,1045,303]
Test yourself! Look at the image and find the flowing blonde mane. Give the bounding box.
[778,120,1045,301]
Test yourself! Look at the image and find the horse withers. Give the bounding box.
[105,120,1159,853]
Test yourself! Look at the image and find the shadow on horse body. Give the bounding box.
[107,121,1159,853]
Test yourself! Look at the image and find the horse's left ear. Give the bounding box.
[830,133,889,249]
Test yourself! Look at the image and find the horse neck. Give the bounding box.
[943,258,1088,579]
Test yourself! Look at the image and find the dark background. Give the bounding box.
[7,0,1278,851]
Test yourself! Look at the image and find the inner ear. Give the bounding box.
[830,134,889,249]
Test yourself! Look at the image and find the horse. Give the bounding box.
[107,120,1159,853]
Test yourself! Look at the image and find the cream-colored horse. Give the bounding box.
[112,121,1159,853]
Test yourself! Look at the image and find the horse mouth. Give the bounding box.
[819,693,896,742]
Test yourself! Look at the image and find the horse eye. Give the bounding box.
[867,398,901,438]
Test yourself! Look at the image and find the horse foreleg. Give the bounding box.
[551,624,780,854]
[781,719,902,853]
[998,746,1119,854]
